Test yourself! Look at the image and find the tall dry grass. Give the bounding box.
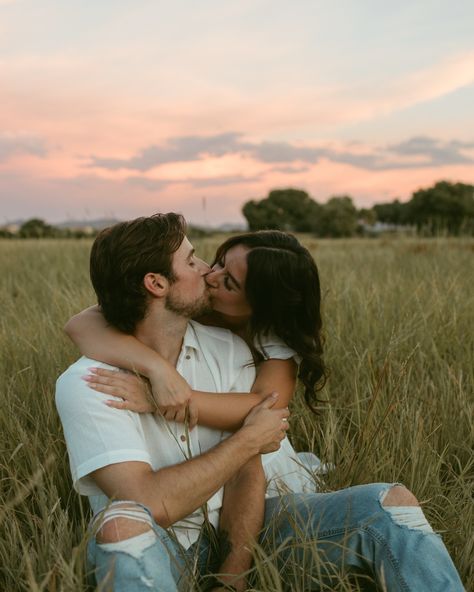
[0,237,472,591]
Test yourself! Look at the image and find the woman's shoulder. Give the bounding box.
[253,331,299,362]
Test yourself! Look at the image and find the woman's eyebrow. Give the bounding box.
[186,248,195,261]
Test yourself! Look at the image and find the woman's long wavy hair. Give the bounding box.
[212,231,327,411]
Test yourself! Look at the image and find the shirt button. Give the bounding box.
[185,354,191,360]
[180,435,187,442]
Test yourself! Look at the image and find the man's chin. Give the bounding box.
[165,294,212,318]
[194,296,213,317]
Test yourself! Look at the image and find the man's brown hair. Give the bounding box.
[90,213,186,333]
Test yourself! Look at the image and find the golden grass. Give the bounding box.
[0,237,472,591]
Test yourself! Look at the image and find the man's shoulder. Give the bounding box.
[55,357,117,408]
[57,357,117,385]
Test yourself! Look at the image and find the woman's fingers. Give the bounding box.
[187,400,199,430]
[159,404,197,428]
[105,399,128,410]
[174,409,187,423]
[86,382,123,397]
[87,367,142,387]
[83,373,142,398]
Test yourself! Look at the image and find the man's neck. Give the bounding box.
[134,309,189,367]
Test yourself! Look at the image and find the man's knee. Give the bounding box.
[95,502,155,544]
[382,485,419,507]
[97,517,153,544]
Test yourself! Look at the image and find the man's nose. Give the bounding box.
[198,259,211,275]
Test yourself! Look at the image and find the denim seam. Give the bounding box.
[361,525,410,592]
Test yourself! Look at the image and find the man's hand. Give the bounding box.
[241,392,290,454]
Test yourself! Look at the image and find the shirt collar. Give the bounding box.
[181,321,201,359]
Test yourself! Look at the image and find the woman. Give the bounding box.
[66,230,327,494]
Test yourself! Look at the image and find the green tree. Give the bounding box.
[373,199,409,225]
[407,181,474,235]
[315,195,358,237]
[242,189,321,231]
[0,228,13,238]
[18,218,56,238]
[358,207,377,226]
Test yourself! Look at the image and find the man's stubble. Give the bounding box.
[165,290,212,319]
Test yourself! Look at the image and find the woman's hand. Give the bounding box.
[83,367,199,428]
[84,368,156,413]
[147,363,197,428]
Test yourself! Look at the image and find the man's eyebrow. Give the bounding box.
[186,248,195,260]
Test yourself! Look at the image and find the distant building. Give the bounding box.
[3,224,20,234]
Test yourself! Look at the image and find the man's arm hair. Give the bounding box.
[91,396,288,527]
[208,456,266,592]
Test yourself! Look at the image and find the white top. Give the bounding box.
[56,321,317,549]
[254,331,301,363]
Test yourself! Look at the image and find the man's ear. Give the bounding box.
[143,273,169,298]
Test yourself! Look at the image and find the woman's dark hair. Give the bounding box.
[90,213,186,333]
[212,231,327,411]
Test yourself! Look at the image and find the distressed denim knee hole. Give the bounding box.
[99,530,158,559]
[93,501,156,545]
[378,485,434,534]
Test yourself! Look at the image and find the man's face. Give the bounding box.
[165,237,212,318]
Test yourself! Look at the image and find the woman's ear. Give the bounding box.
[143,273,168,298]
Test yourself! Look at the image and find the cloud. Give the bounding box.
[250,142,324,163]
[270,165,311,174]
[87,133,328,171]
[89,133,244,171]
[330,136,474,171]
[387,136,473,166]
[187,174,260,188]
[0,132,48,162]
[88,133,474,173]
[127,173,261,191]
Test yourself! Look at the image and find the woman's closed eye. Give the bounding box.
[223,275,234,291]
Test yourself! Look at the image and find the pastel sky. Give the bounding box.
[1,0,474,226]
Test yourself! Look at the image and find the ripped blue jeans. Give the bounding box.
[87,483,465,591]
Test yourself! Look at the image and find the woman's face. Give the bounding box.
[205,244,252,317]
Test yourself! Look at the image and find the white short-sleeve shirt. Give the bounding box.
[56,321,256,548]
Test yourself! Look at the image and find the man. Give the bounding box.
[57,213,286,591]
[56,213,464,592]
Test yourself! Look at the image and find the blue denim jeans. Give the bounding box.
[87,483,465,591]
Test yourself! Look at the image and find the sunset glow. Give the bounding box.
[1,1,473,226]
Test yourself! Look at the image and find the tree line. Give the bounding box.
[0,219,95,239]
[2,180,473,239]
[0,218,216,239]
[242,181,474,237]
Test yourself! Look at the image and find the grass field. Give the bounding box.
[0,237,473,591]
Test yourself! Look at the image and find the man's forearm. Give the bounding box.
[212,455,266,592]
[92,395,286,530]
[141,428,262,527]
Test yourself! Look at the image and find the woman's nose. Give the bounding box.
[204,268,220,287]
